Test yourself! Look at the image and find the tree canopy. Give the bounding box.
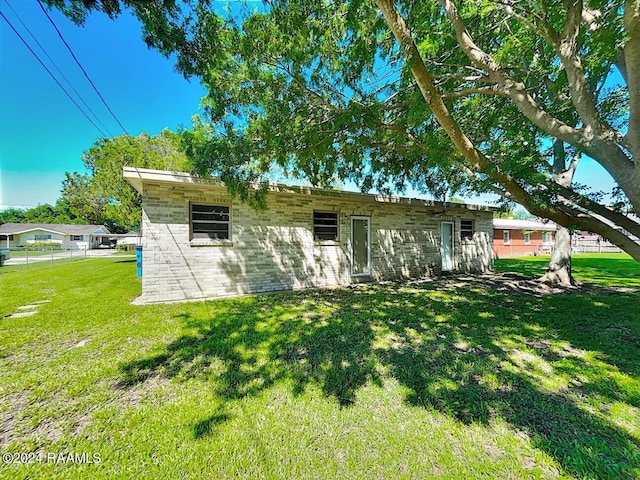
[61,129,191,232]
[47,0,640,260]
[0,201,79,225]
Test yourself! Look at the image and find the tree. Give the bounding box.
[1,202,79,225]
[62,129,192,232]
[0,208,27,224]
[61,172,109,225]
[47,0,640,280]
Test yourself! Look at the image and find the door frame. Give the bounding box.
[351,216,371,276]
[441,221,454,272]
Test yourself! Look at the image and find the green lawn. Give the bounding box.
[1,254,638,479]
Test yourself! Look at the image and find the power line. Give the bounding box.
[37,0,129,135]
[0,8,109,137]
[2,0,114,137]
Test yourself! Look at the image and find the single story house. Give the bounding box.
[113,232,142,251]
[0,223,111,250]
[124,168,495,304]
[492,218,556,258]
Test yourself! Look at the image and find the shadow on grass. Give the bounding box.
[118,276,640,478]
[193,412,231,439]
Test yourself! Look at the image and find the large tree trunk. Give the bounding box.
[540,141,577,287]
[540,226,578,286]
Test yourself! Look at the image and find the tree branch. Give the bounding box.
[375,0,640,261]
[439,0,638,211]
[624,0,640,162]
[441,85,505,100]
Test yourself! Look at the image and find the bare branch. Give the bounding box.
[490,0,559,43]
[441,85,505,100]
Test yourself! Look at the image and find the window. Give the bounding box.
[313,211,338,241]
[71,235,83,241]
[542,231,553,244]
[524,232,531,244]
[1,235,13,241]
[191,204,230,240]
[460,220,474,240]
[34,234,51,241]
[503,230,510,244]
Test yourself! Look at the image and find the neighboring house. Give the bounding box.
[0,223,111,250]
[493,218,556,258]
[124,167,495,304]
[114,232,142,250]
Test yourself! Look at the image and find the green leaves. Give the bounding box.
[59,129,192,231]
[47,0,640,258]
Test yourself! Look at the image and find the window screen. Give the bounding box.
[313,211,338,241]
[191,204,230,240]
[460,220,474,240]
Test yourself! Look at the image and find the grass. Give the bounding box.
[0,254,638,479]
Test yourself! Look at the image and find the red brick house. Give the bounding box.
[493,218,556,258]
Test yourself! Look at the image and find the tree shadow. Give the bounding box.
[193,411,231,439]
[117,278,640,478]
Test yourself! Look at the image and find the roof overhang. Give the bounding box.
[492,219,557,231]
[123,167,223,194]
[8,226,67,236]
[123,167,497,212]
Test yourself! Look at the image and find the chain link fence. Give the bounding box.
[0,246,134,271]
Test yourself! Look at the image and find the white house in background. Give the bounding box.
[114,232,141,250]
[0,223,111,250]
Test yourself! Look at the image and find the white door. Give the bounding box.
[351,216,371,276]
[441,222,454,271]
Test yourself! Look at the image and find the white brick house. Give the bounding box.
[0,223,111,250]
[124,167,494,304]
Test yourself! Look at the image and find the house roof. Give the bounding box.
[123,167,496,212]
[492,218,557,231]
[0,223,111,236]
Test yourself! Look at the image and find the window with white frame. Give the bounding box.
[523,232,531,244]
[542,231,553,244]
[503,230,510,244]
[460,220,474,240]
[191,204,230,240]
[34,234,51,241]
[71,235,83,241]
[313,211,338,241]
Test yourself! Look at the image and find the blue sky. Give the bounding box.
[0,1,618,210]
[0,1,206,209]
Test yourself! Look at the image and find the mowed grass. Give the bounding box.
[0,254,638,479]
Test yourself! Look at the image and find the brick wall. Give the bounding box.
[493,229,554,258]
[137,183,494,303]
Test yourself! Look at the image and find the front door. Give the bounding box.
[441,222,454,271]
[351,216,371,276]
